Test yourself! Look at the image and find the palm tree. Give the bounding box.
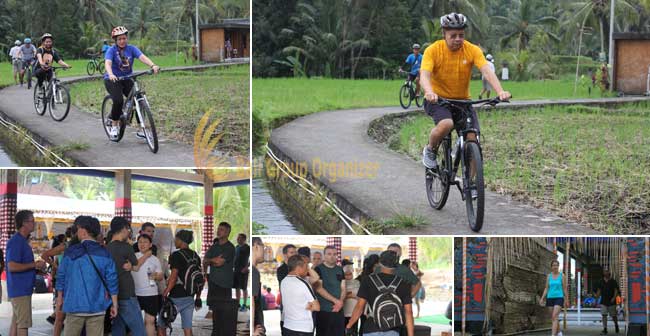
[562,0,639,56]
[126,0,165,39]
[167,0,215,45]
[429,0,487,40]
[492,0,559,51]
[74,0,117,32]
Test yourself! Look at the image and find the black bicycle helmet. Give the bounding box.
[440,12,468,29]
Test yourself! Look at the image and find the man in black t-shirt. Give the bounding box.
[160,230,202,335]
[106,217,146,336]
[596,269,620,335]
[346,250,415,336]
[233,233,250,312]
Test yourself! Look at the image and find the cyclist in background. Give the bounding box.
[104,26,160,140]
[101,40,110,56]
[18,38,37,89]
[33,33,72,90]
[9,40,22,85]
[399,43,423,97]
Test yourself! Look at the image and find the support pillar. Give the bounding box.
[202,173,214,257]
[408,237,417,262]
[114,170,132,224]
[0,169,18,251]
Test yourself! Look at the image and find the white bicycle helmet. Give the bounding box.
[412,43,421,49]
[486,54,494,61]
[14,40,21,46]
[440,12,468,29]
[111,26,129,39]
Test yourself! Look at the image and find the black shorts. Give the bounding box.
[233,271,249,290]
[408,73,419,82]
[546,297,564,307]
[137,295,162,316]
[424,100,480,134]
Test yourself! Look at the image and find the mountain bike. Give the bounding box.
[398,70,423,109]
[86,53,105,76]
[22,59,35,89]
[101,69,159,153]
[33,66,71,122]
[425,97,507,232]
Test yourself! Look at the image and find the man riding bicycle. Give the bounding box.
[420,13,511,172]
[9,40,22,85]
[400,43,423,96]
[103,26,160,140]
[34,33,72,90]
[18,38,37,89]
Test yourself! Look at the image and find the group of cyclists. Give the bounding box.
[7,26,159,141]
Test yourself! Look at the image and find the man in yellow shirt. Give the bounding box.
[420,12,511,170]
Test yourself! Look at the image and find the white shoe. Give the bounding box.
[422,146,438,169]
[109,126,119,140]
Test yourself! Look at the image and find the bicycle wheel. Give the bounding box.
[101,95,126,142]
[463,141,485,232]
[99,62,106,75]
[426,138,450,209]
[86,61,95,76]
[48,83,70,122]
[399,85,412,109]
[415,93,424,108]
[33,83,47,115]
[26,66,33,89]
[138,98,159,153]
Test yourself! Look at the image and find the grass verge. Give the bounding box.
[394,102,650,233]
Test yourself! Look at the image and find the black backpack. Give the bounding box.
[368,274,405,330]
[177,250,204,296]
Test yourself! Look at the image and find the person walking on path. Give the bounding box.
[55,216,118,336]
[479,54,496,99]
[539,260,568,336]
[595,269,621,335]
[106,217,147,336]
[9,40,22,85]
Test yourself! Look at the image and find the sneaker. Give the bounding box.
[135,129,146,139]
[109,126,119,140]
[422,146,437,169]
[557,332,563,336]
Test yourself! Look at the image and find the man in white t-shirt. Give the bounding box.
[280,254,320,336]
[479,54,496,99]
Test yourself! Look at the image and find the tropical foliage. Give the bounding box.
[0,0,249,60]
[253,0,650,79]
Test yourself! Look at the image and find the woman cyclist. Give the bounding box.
[104,26,160,140]
[34,33,71,89]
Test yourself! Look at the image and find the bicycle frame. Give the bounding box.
[441,107,480,200]
[122,78,151,130]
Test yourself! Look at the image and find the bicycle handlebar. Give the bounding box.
[437,96,512,106]
[49,66,70,70]
[117,69,156,81]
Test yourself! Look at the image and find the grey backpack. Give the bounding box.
[368,274,405,330]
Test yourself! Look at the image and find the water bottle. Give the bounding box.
[147,267,155,286]
[124,100,132,114]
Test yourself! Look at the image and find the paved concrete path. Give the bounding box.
[0,60,248,167]
[269,96,650,235]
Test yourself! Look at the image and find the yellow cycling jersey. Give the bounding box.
[420,40,488,99]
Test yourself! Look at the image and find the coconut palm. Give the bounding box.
[492,0,559,51]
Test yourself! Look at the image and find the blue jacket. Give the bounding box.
[55,240,118,314]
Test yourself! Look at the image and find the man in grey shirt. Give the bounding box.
[106,217,149,336]
[18,38,37,89]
